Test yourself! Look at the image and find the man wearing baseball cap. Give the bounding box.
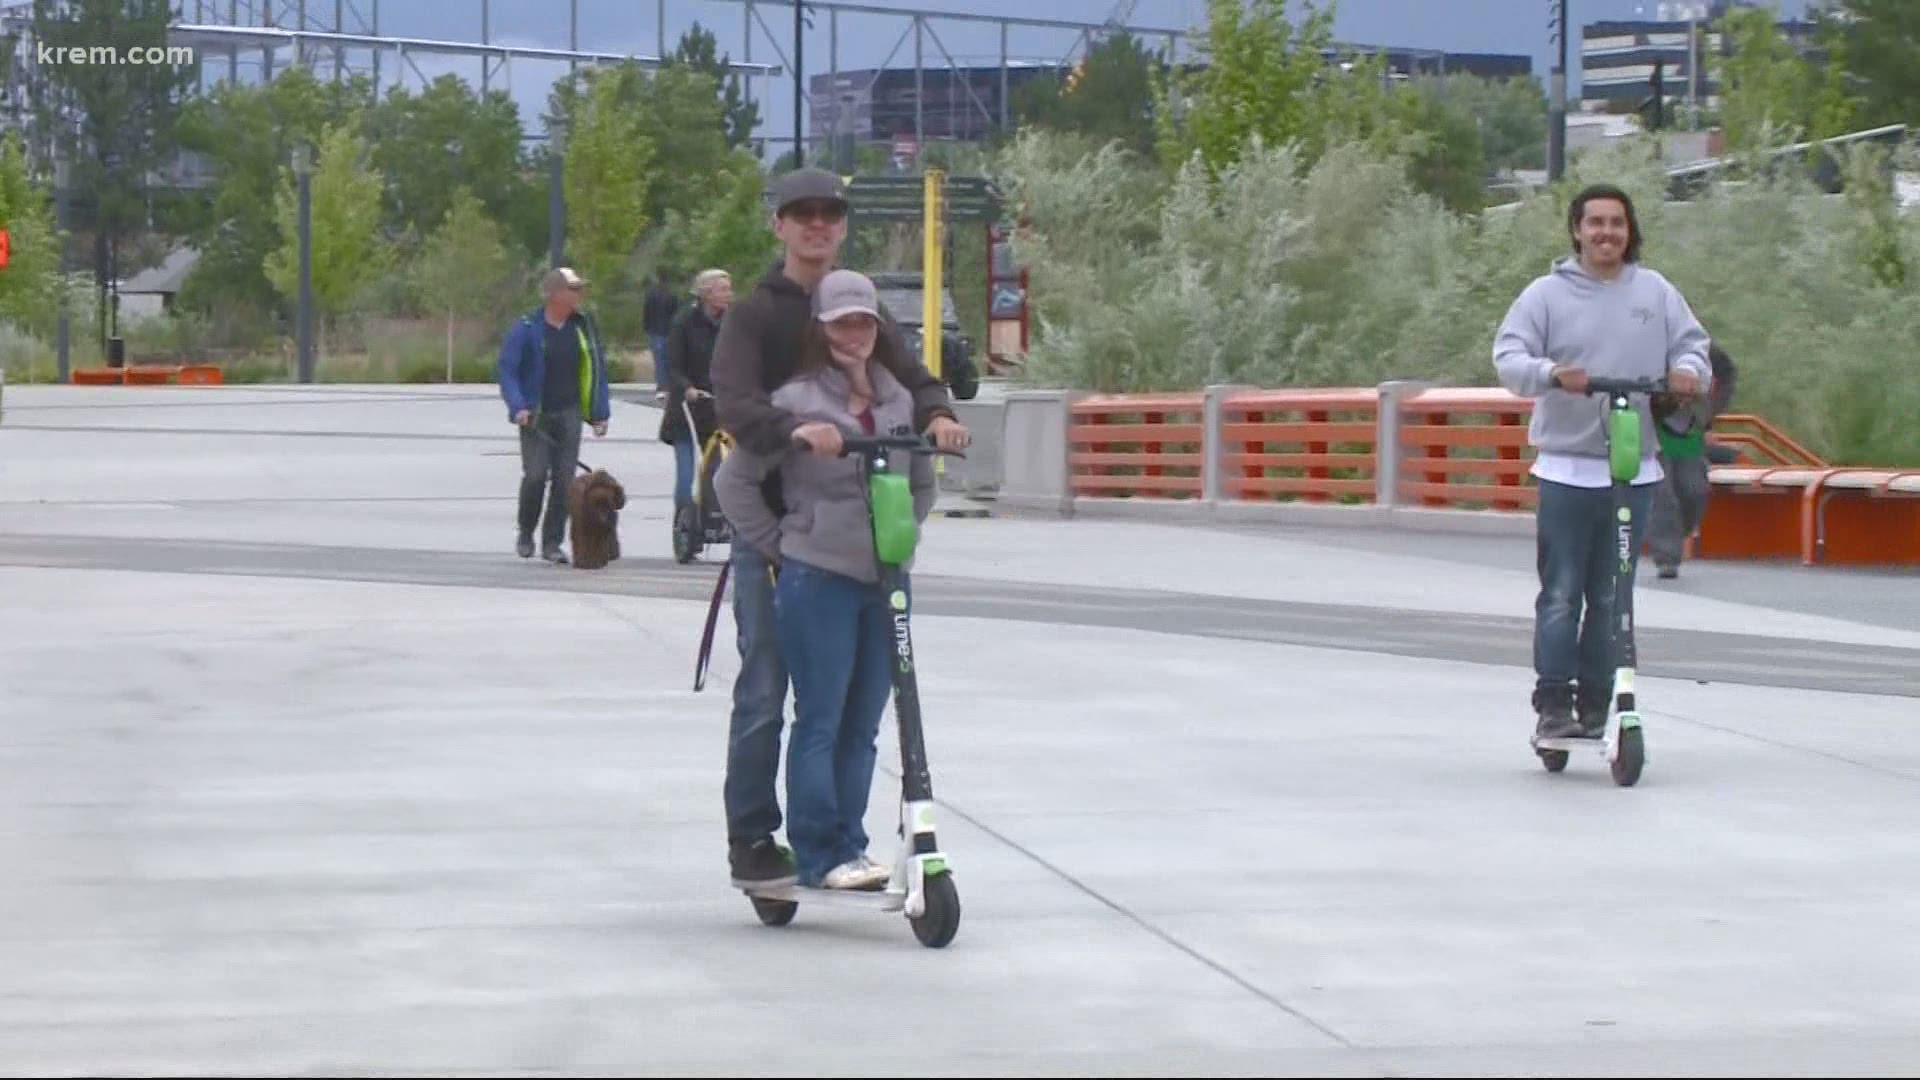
[709,167,970,889]
[496,265,613,563]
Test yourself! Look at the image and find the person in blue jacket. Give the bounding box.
[497,266,614,563]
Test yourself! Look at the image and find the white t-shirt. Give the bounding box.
[1531,449,1665,489]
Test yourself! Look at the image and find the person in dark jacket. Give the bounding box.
[708,167,969,889]
[643,271,680,379]
[659,269,732,517]
[496,266,613,564]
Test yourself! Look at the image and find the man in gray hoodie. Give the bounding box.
[1492,183,1712,740]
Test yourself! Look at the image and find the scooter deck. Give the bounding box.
[1532,734,1607,753]
[740,883,906,912]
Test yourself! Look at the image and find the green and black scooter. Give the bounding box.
[1531,375,1667,788]
[740,431,964,948]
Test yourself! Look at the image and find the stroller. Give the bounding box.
[671,396,734,564]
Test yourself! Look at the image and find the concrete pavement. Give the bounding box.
[2,383,1918,1077]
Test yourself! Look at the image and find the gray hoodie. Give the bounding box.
[714,359,935,585]
[1492,256,1712,461]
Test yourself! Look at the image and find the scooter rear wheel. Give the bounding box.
[750,896,797,927]
[1538,748,1570,773]
[909,871,960,948]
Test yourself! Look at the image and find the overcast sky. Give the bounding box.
[216,0,1813,146]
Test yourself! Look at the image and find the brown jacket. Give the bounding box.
[712,261,955,458]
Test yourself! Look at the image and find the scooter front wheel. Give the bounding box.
[1611,727,1645,787]
[909,871,960,948]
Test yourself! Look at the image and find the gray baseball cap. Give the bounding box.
[769,167,849,215]
[812,269,880,322]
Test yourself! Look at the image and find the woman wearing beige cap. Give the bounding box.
[713,269,936,891]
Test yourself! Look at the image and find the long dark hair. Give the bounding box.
[794,314,906,380]
[1568,183,1643,263]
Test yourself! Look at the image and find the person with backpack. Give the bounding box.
[1649,344,1737,578]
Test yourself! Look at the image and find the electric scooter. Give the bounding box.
[1531,374,1666,788]
[740,432,964,948]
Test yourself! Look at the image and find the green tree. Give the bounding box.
[655,151,778,291]
[363,74,544,257]
[1153,0,1337,177]
[559,66,655,295]
[413,187,517,380]
[1715,7,1859,151]
[174,66,373,318]
[264,123,388,354]
[29,0,198,344]
[1014,32,1162,159]
[0,132,62,335]
[671,23,760,150]
[1834,0,1920,127]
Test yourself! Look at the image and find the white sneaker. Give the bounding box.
[822,857,889,891]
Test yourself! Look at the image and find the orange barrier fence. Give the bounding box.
[1220,389,1377,503]
[1069,394,1204,498]
[1044,383,1918,566]
[71,364,225,386]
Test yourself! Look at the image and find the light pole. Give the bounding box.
[793,0,804,166]
[293,143,314,384]
[1549,0,1570,181]
[548,115,567,267]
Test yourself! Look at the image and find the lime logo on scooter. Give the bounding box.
[893,608,913,672]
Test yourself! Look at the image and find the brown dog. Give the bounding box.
[567,468,625,569]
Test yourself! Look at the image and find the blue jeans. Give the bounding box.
[725,543,789,844]
[774,558,899,886]
[1534,478,1654,698]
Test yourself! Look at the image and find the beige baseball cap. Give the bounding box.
[812,269,879,322]
[541,266,586,294]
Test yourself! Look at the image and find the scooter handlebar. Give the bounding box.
[790,431,967,459]
[1580,376,1668,396]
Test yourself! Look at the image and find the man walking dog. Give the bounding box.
[497,266,613,564]
[710,168,969,888]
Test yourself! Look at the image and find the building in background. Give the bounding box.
[1580,0,1826,116]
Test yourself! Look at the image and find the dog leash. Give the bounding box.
[692,560,731,692]
[524,420,595,474]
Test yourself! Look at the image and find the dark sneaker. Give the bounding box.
[541,546,569,565]
[729,837,797,889]
[516,533,535,559]
[1657,564,1679,579]
[1532,686,1583,739]
[1575,685,1611,737]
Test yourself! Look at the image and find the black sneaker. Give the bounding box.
[516,533,535,558]
[729,837,797,889]
[1532,686,1583,740]
[541,546,569,565]
[1575,685,1611,737]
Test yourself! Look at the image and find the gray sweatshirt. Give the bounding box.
[714,359,935,585]
[1492,256,1712,461]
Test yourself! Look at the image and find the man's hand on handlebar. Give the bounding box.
[1549,365,1589,393]
[1666,368,1700,397]
[792,421,844,458]
[925,415,970,454]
